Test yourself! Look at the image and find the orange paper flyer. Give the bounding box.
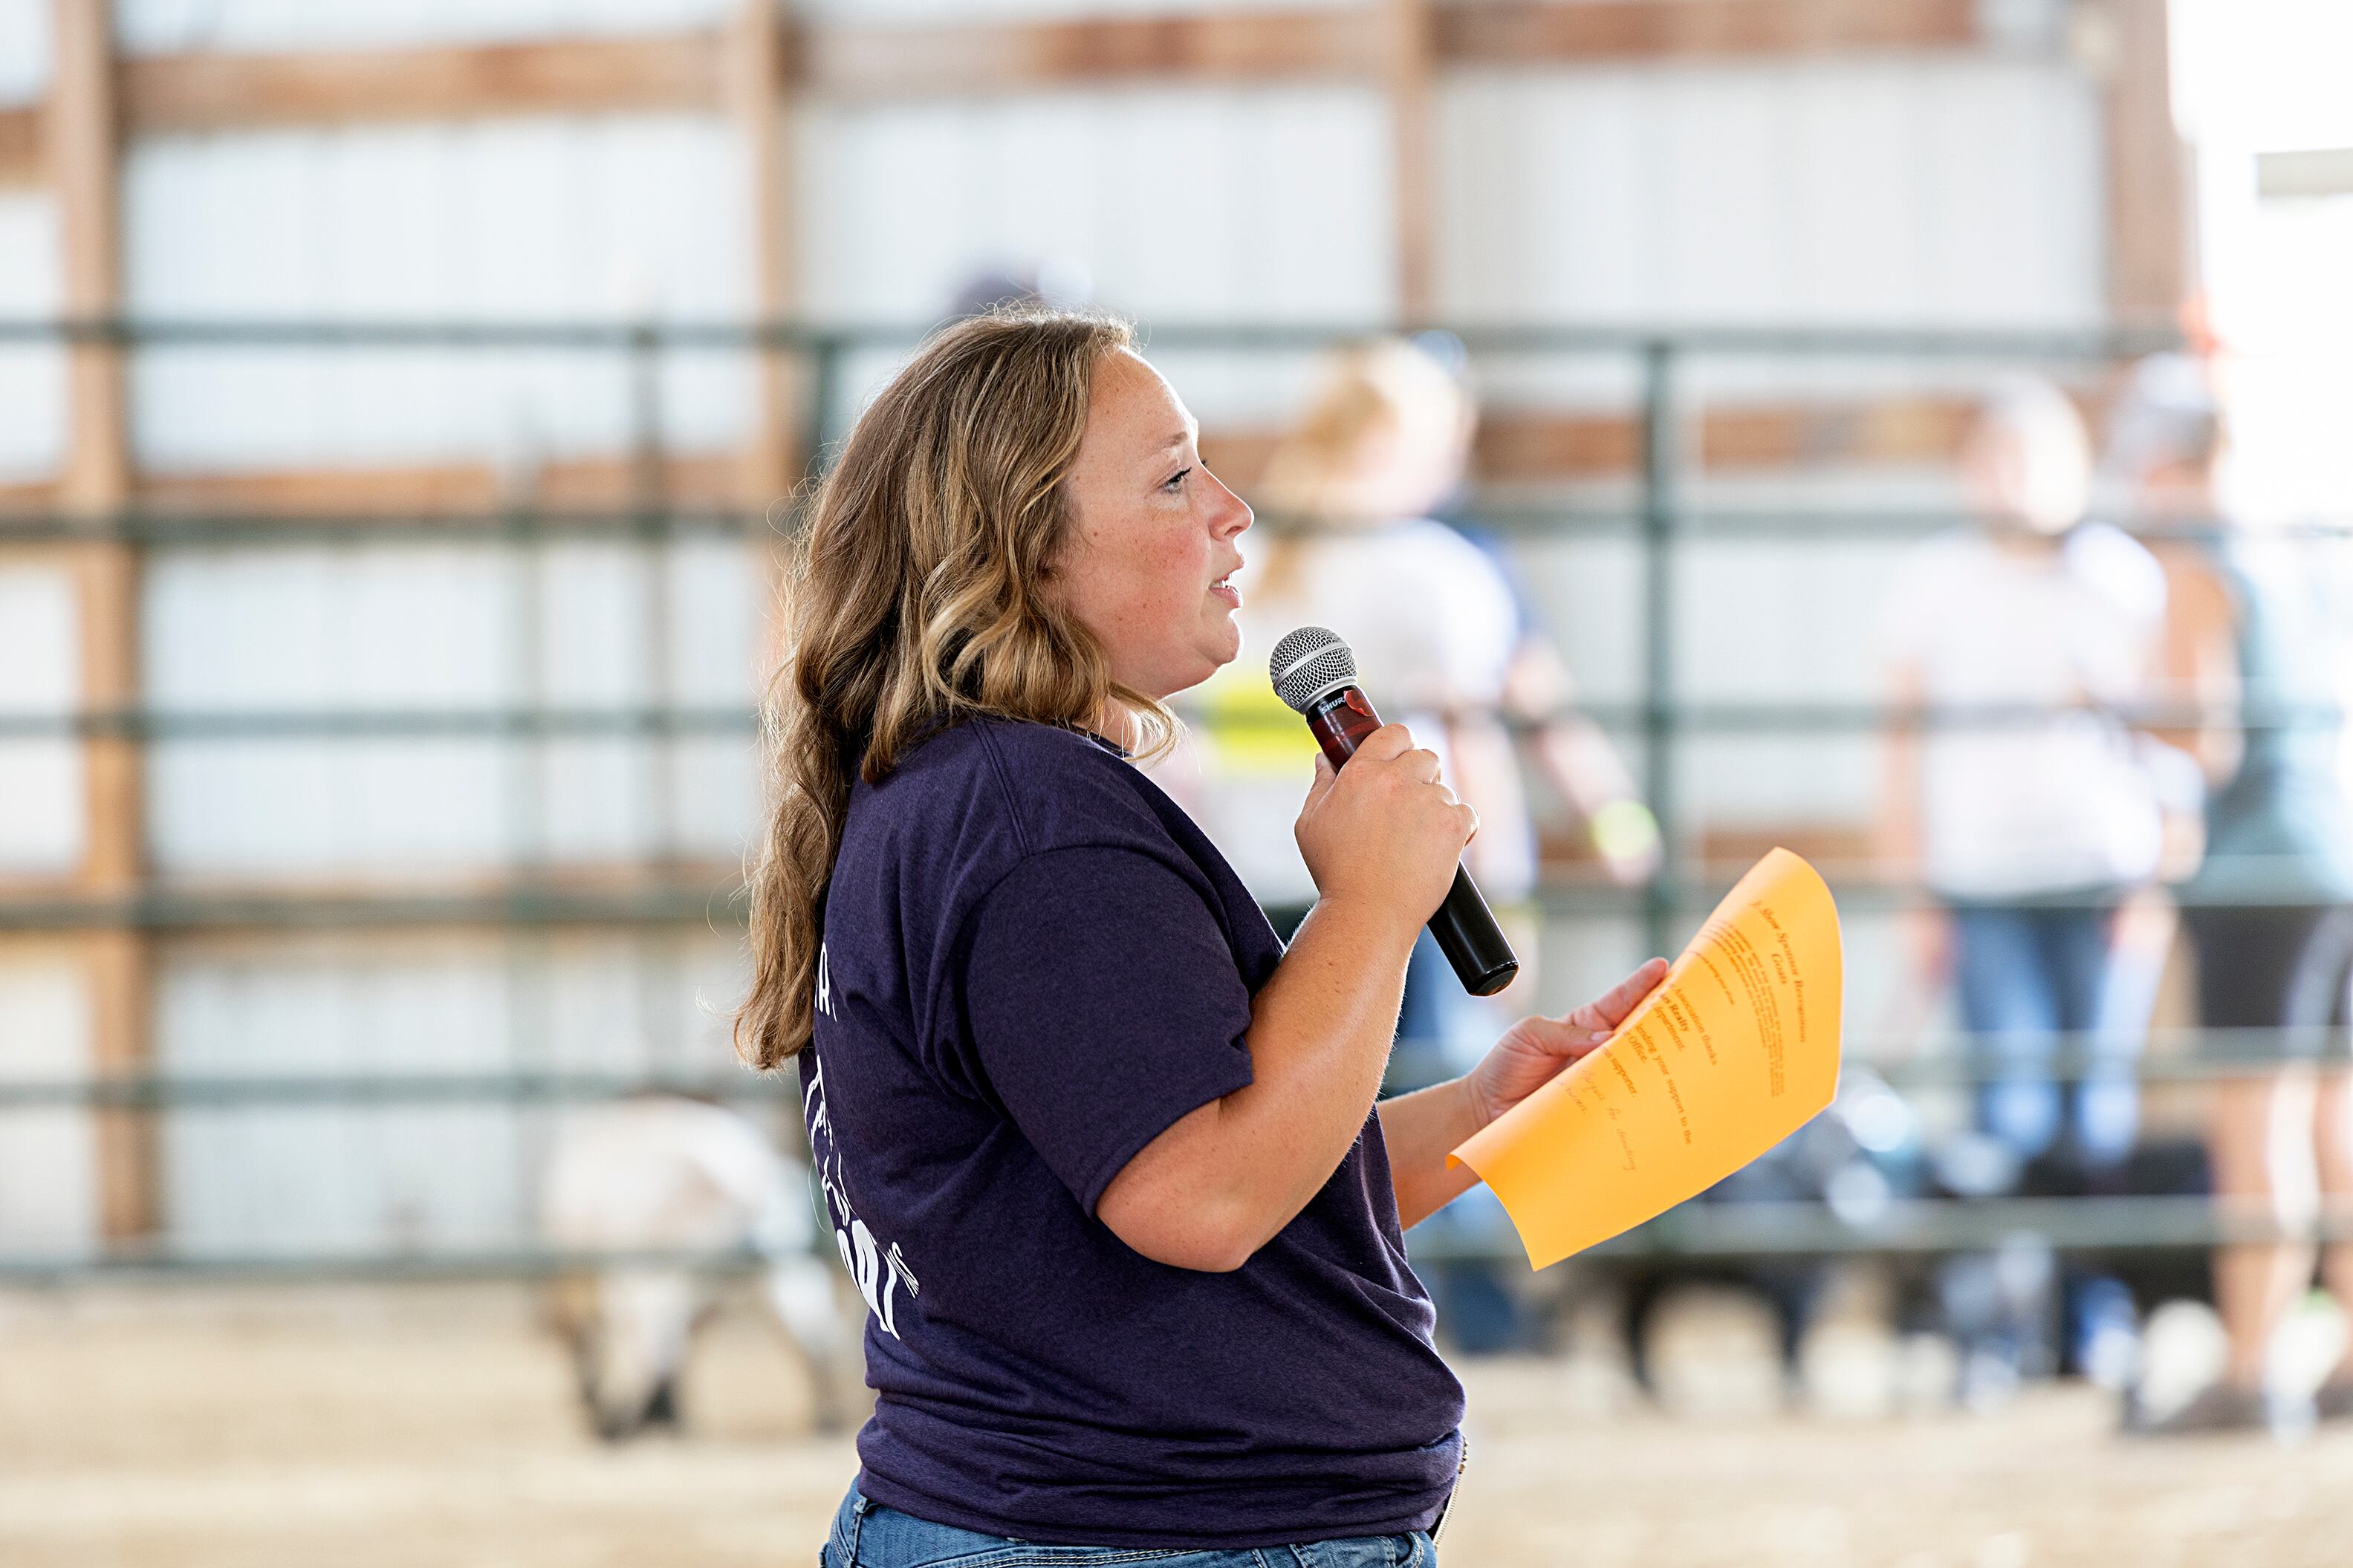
[1449,848,1843,1269]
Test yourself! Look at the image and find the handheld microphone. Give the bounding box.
[1269,625,1521,998]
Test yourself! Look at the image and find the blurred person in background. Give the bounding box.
[1876,379,2173,1395]
[1175,338,1659,1351]
[2118,353,2353,1434]
[1184,337,1659,1067]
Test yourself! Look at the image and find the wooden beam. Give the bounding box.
[2095,0,2188,319]
[53,2,129,515]
[1203,392,1980,489]
[0,862,747,934]
[0,104,40,186]
[0,476,57,512]
[53,0,139,882]
[1384,0,1439,322]
[51,0,155,1243]
[729,0,797,503]
[36,393,1981,524]
[133,450,746,515]
[802,8,1382,100]
[1480,394,1977,481]
[27,4,2001,143]
[1543,821,1876,878]
[1438,0,1979,65]
[119,32,724,134]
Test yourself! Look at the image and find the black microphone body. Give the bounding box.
[1298,683,1522,998]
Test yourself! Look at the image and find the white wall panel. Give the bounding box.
[0,0,46,103]
[797,0,1360,22]
[0,195,65,480]
[146,547,514,874]
[663,536,760,859]
[114,0,731,58]
[0,960,97,1255]
[142,540,758,874]
[800,85,1389,428]
[158,932,744,1253]
[123,115,750,474]
[1438,59,2103,329]
[0,567,84,872]
[159,946,519,1254]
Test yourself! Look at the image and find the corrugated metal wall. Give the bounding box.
[111,0,736,55]
[0,0,2116,1255]
[159,930,742,1254]
[0,0,82,1258]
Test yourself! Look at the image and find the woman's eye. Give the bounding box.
[1161,468,1191,493]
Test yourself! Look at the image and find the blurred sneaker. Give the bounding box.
[2125,1380,2279,1437]
[2316,1379,2353,1422]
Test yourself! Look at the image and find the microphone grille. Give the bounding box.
[1268,625,1357,714]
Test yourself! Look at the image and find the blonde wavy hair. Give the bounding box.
[735,308,1163,1070]
[1257,337,1474,524]
[1253,338,1475,595]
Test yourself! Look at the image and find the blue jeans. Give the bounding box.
[821,1486,1437,1567]
[1947,901,2138,1168]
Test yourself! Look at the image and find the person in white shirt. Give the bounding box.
[1163,338,1658,1354]
[1877,377,2171,1180]
[1177,338,1658,1071]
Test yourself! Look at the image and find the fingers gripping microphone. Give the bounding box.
[1270,626,1520,998]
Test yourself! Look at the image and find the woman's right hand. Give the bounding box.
[1295,723,1477,925]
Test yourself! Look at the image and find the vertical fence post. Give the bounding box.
[626,320,678,864]
[1639,338,1681,960]
[802,334,843,489]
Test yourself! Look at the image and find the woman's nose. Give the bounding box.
[1210,475,1252,537]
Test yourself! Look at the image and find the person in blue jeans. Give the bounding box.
[1877,379,2170,1180]
[1877,381,2174,1397]
[2117,353,2353,1433]
[735,310,1666,1561]
[1944,900,2141,1174]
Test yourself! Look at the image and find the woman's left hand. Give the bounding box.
[1461,958,1671,1130]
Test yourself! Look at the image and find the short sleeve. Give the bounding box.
[1431,539,1524,697]
[959,846,1258,1215]
[2067,521,2169,631]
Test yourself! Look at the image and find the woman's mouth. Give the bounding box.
[1209,573,1241,609]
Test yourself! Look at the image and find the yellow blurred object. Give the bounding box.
[1587,797,1661,862]
[1197,663,1321,776]
[1451,848,1844,1268]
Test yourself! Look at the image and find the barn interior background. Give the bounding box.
[3,1,2352,1564]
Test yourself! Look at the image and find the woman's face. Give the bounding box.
[1331,403,1471,528]
[1964,418,2089,539]
[1057,350,1254,700]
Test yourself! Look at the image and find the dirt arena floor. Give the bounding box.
[5,1284,2352,1568]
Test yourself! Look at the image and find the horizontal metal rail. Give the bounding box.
[0,1029,2340,1110]
[1,697,2345,742]
[11,506,2350,549]
[4,1198,2348,1287]
[1409,1196,2353,1263]
[0,704,760,741]
[0,1069,792,1108]
[0,882,741,931]
[0,316,2185,360]
[0,1243,777,1288]
[11,867,2352,933]
[0,507,770,545]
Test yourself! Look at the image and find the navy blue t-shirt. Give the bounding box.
[799,717,1464,1546]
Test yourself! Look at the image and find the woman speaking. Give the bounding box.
[738,308,1664,1564]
